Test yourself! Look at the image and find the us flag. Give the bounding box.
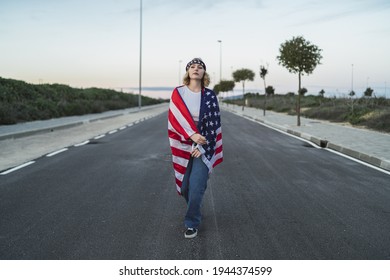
[168,86,223,194]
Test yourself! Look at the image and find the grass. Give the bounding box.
[224,93,390,133]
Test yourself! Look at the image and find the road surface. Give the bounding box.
[1,111,389,259]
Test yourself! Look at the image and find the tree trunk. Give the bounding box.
[263,79,267,116]
[242,81,245,111]
[297,72,301,126]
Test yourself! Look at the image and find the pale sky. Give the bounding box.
[1,0,389,98]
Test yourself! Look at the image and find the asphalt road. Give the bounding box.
[1,110,389,260]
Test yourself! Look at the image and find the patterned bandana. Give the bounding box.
[185,58,206,72]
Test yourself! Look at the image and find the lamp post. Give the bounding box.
[178,60,182,85]
[217,40,222,83]
[351,64,354,94]
[138,0,143,109]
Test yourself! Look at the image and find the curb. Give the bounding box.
[223,106,390,172]
[0,103,167,141]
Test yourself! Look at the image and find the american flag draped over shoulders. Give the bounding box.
[168,86,223,195]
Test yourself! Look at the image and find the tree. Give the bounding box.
[233,68,255,98]
[265,85,275,95]
[364,87,374,97]
[319,89,325,97]
[277,36,322,126]
[299,87,308,96]
[260,64,269,116]
[213,80,235,97]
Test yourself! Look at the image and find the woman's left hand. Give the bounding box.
[191,148,202,158]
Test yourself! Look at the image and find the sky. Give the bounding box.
[1,0,389,99]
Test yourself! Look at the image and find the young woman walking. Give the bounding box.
[168,58,223,238]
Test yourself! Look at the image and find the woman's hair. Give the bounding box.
[182,71,211,87]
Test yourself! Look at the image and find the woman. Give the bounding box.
[168,58,223,239]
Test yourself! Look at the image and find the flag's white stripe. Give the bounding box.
[172,155,189,167]
[216,139,223,149]
[174,170,184,182]
[170,102,196,138]
[169,138,192,153]
[168,120,187,142]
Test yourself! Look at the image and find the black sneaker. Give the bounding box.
[184,228,198,239]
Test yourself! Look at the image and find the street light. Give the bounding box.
[217,40,222,83]
[178,60,182,85]
[138,0,143,109]
[351,64,354,94]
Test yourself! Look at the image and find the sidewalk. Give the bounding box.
[222,103,390,172]
[0,103,168,172]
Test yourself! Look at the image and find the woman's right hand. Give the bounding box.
[190,133,206,145]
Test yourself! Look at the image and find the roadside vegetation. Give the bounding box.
[224,93,390,133]
[214,35,388,133]
[0,77,164,125]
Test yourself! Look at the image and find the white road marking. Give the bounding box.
[325,148,390,176]
[74,140,89,147]
[108,130,118,134]
[1,161,35,175]
[46,148,68,157]
[238,112,390,175]
[94,134,105,140]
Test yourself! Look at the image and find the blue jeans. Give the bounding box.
[181,156,209,229]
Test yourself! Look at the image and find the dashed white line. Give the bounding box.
[46,148,68,157]
[108,129,118,134]
[74,140,90,147]
[119,126,127,130]
[94,134,105,140]
[0,161,35,175]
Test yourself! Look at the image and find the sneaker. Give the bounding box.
[184,228,198,239]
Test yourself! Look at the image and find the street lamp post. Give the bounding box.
[217,40,222,83]
[138,0,143,109]
[351,64,354,95]
[178,60,182,85]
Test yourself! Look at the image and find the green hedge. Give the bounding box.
[0,77,164,125]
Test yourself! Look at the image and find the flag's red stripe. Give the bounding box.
[168,109,191,140]
[171,146,191,159]
[173,162,186,175]
[171,88,198,132]
[213,157,223,167]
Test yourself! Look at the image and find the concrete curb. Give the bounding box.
[0,103,167,141]
[223,106,390,172]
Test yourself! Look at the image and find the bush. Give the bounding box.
[0,76,164,124]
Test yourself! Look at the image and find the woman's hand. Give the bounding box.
[190,133,206,145]
[191,148,202,158]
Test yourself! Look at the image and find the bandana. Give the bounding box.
[185,58,206,72]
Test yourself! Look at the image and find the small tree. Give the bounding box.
[265,85,275,95]
[364,87,374,97]
[214,80,235,97]
[299,87,308,96]
[277,36,322,126]
[233,68,255,98]
[349,90,356,113]
[319,89,325,97]
[260,64,269,116]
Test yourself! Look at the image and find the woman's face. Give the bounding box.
[188,63,205,80]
